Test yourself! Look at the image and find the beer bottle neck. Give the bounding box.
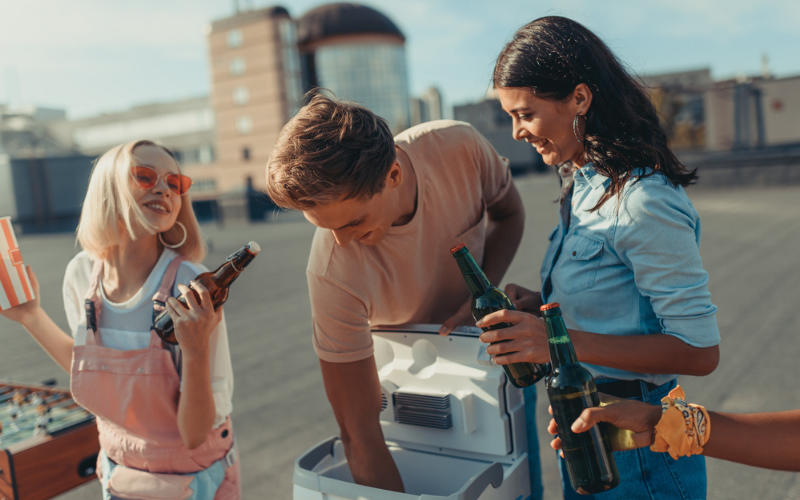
[452,247,492,297]
[213,249,256,287]
[543,310,578,368]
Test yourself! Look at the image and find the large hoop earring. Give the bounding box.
[159,221,187,249]
[573,114,585,144]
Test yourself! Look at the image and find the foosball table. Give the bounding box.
[0,382,99,500]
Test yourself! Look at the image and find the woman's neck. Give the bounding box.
[102,233,163,304]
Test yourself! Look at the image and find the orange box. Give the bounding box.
[0,216,34,311]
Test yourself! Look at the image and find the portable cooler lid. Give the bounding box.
[371,324,527,463]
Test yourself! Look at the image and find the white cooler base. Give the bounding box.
[293,437,530,500]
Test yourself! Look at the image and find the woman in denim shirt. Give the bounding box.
[478,17,721,500]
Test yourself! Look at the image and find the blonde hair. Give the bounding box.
[76,140,206,262]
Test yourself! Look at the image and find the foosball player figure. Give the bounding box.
[33,403,51,437]
[30,392,44,407]
[9,391,24,419]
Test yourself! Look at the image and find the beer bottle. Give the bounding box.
[154,241,260,344]
[541,302,619,494]
[451,242,547,387]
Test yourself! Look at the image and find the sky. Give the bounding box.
[1,0,798,119]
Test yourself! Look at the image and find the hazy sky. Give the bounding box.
[1,0,798,119]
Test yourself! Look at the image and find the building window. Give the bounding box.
[242,147,250,161]
[193,178,217,192]
[232,87,249,105]
[227,29,243,48]
[229,57,245,76]
[236,116,252,135]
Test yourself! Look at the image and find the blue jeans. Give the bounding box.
[524,384,545,500]
[556,379,707,500]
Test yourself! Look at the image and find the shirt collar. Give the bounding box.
[576,163,609,190]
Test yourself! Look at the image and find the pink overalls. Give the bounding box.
[71,257,241,499]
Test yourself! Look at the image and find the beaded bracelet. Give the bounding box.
[649,385,711,460]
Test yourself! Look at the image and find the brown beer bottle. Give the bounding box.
[154,241,260,344]
[451,242,547,387]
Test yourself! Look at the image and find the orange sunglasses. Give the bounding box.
[131,165,193,195]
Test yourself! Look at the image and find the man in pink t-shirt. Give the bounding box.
[265,93,528,492]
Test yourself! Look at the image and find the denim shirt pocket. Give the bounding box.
[554,231,604,295]
[540,225,560,278]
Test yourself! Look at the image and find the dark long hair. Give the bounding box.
[494,16,696,210]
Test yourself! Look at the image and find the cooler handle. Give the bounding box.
[420,462,504,500]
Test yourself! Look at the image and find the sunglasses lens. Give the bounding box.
[165,175,182,194]
[131,166,157,188]
[178,175,193,195]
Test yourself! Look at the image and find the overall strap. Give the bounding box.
[83,259,105,346]
[149,256,185,348]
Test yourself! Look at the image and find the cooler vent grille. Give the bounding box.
[392,392,452,430]
[381,392,388,412]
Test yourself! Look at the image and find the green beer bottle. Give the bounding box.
[542,302,619,494]
[451,242,547,387]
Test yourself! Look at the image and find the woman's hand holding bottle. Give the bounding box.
[166,280,222,358]
[476,306,550,365]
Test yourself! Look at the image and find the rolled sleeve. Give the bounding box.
[307,271,374,363]
[469,127,512,206]
[614,180,720,348]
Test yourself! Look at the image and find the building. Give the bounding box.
[705,74,800,151]
[0,105,74,159]
[297,3,411,133]
[204,6,303,194]
[410,86,444,126]
[453,95,545,175]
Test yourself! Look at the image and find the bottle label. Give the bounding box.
[549,335,571,344]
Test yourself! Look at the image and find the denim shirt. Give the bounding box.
[541,164,720,386]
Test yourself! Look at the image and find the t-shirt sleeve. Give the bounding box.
[307,270,373,363]
[468,126,512,206]
[173,262,234,422]
[614,180,720,348]
[62,254,87,338]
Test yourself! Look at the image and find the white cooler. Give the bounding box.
[293,324,531,500]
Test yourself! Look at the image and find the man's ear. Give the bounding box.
[573,83,593,116]
[386,160,403,188]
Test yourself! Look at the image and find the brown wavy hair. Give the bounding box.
[494,16,697,210]
[265,91,396,211]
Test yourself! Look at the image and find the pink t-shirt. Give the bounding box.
[307,120,513,363]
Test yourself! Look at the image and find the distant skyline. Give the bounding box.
[1,0,798,119]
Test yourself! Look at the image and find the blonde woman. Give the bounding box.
[0,140,240,499]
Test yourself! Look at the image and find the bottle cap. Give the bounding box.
[450,242,467,254]
[540,302,561,311]
[246,241,261,255]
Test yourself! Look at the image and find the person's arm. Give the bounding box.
[320,357,404,492]
[479,180,720,376]
[170,281,221,450]
[550,400,800,472]
[440,128,525,336]
[0,266,73,372]
[478,310,718,376]
[482,181,525,286]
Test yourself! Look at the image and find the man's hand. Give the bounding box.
[504,283,543,316]
[548,398,662,454]
[320,357,405,492]
[439,300,475,336]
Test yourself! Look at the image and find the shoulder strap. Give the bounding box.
[151,256,186,314]
[83,259,104,344]
[149,257,185,368]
